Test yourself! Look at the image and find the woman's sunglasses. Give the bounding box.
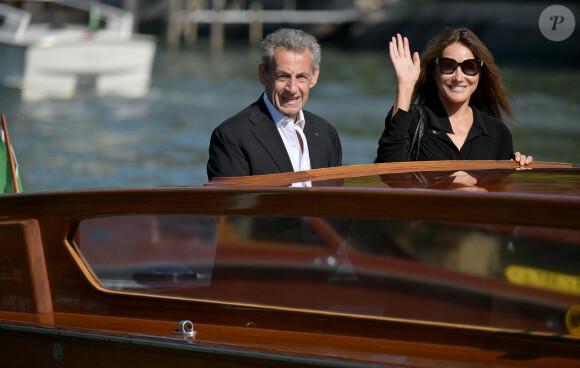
[435,57,483,76]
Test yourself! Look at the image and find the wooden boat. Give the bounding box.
[1,160,579,367]
[0,0,155,101]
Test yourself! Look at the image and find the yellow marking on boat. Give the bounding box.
[343,175,388,188]
[505,265,580,296]
[566,305,580,336]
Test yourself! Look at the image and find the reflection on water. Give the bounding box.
[2,43,580,192]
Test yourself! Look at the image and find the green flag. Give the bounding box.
[1,128,22,193]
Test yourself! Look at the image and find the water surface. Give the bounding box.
[4,44,580,192]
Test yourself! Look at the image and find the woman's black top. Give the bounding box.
[375,98,514,163]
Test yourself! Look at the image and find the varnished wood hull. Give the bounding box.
[1,161,579,367]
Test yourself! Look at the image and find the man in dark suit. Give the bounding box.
[207,28,342,181]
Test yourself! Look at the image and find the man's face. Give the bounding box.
[259,48,319,121]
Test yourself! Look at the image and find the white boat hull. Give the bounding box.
[0,1,156,101]
[0,36,155,101]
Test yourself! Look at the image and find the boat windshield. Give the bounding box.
[72,213,580,335]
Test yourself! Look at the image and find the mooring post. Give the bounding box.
[210,0,225,53]
[166,0,182,50]
[249,1,263,45]
[183,0,202,45]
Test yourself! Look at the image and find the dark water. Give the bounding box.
[3,43,580,192]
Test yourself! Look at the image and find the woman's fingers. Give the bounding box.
[512,152,533,166]
[389,34,409,59]
[389,34,420,86]
[403,34,411,58]
[393,34,408,58]
[389,33,415,62]
[397,33,404,56]
[412,51,420,66]
[389,36,397,58]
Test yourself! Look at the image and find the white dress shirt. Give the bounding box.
[263,93,312,173]
[262,93,312,187]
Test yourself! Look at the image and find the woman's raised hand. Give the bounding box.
[389,34,420,116]
[389,34,420,88]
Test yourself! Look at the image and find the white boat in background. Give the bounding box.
[0,0,156,101]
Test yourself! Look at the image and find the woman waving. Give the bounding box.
[375,27,532,166]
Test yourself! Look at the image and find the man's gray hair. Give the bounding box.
[260,28,321,71]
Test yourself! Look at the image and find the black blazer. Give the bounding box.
[207,96,342,180]
[375,98,514,163]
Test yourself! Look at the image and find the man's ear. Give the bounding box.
[310,68,320,88]
[258,64,268,87]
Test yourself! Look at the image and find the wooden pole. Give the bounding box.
[249,1,263,45]
[166,0,182,51]
[1,114,20,193]
[183,0,202,46]
[210,0,225,53]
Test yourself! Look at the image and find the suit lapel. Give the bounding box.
[249,97,294,173]
[304,118,324,169]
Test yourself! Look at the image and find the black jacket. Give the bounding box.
[375,98,514,163]
[207,96,342,180]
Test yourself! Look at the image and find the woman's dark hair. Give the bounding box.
[413,27,514,122]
